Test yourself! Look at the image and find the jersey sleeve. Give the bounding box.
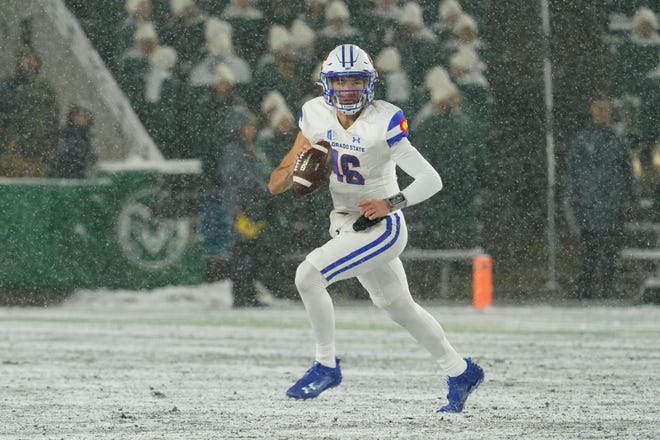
[298,99,320,141]
[386,109,410,147]
[298,105,310,138]
[390,137,443,207]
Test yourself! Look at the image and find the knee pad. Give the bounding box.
[295,259,326,293]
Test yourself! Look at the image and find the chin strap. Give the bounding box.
[332,93,366,115]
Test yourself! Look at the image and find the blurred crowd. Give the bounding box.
[607,4,660,202]
[0,0,659,302]
[0,48,97,178]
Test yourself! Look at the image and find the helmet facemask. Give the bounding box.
[320,71,377,115]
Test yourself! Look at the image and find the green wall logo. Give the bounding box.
[117,187,190,270]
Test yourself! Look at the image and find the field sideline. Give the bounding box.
[1,281,659,439]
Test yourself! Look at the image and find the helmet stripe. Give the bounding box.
[340,44,357,68]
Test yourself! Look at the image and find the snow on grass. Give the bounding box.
[1,283,659,439]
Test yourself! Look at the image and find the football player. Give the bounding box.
[268,44,484,413]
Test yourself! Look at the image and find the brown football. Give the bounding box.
[292,140,333,196]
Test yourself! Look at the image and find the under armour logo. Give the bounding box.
[352,136,361,143]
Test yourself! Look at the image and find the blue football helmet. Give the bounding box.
[319,44,378,115]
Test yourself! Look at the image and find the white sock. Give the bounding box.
[442,357,468,378]
[315,342,336,368]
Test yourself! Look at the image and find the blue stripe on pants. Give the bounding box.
[322,213,401,282]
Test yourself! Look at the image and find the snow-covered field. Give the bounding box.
[1,282,659,439]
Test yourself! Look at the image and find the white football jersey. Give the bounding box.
[300,96,435,213]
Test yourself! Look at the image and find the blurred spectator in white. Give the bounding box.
[456,0,492,36]
[261,91,289,123]
[374,46,412,115]
[188,18,252,91]
[442,13,489,67]
[256,105,297,169]
[145,45,180,105]
[290,19,322,98]
[614,7,660,98]
[116,0,156,63]
[139,45,189,158]
[117,23,159,108]
[412,65,457,130]
[162,0,208,74]
[298,0,328,30]
[317,1,362,55]
[449,45,492,130]
[426,66,459,116]
[221,0,266,67]
[449,45,487,86]
[290,18,318,60]
[221,0,263,20]
[193,63,249,191]
[608,4,634,36]
[392,2,440,99]
[50,105,97,179]
[257,90,289,142]
[252,25,306,111]
[432,0,463,42]
[359,0,402,53]
[204,15,232,42]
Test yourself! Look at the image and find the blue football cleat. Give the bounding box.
[286,358,342,399]
[437,357,484,413]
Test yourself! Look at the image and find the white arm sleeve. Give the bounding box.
[390,138,443,207]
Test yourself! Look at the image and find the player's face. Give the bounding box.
[330,75,367,105]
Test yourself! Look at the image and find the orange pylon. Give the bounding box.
[472,255,493,309]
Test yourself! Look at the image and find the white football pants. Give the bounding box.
[295,211,466,376]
